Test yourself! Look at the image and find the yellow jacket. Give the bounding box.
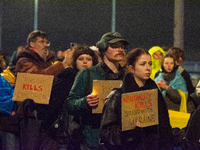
[1,67,15,86]
[149,46,165,80]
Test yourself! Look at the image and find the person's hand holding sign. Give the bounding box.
[87,93,99,109]
[136,121,141,127]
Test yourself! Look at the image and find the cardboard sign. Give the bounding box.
[121,89,158,131]
[12,73,54,104]
[92,80,122,113]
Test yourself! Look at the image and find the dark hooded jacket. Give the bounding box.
[39,67,77,129]
[100,73,174,150]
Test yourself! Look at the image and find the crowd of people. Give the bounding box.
[0,30,200,150]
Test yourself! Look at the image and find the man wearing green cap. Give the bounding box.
[67,32,128,150]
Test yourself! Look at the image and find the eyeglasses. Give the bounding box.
[109,43,127,49]
[37,40,50,46]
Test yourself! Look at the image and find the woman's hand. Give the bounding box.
[157,80,169,90]
[136,121,141,127]
[87,93,99,109]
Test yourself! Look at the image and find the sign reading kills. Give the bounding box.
[121,89,158,131]
[12,73,54,104]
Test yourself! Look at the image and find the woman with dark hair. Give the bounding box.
[38,44,99,150]
[70,44,99,71]
[155,54,188,112]
[100,48,173,150]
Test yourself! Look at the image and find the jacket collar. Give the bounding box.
[101,62,124,80]
[122,72,157,93]
[17,47,55,63]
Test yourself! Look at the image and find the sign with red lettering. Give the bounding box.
[12,73,54,104]
[92,80,122,113]
[121,89,158,131]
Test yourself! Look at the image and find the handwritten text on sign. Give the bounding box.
[121,89,158,131]
[23,84,43,91]
[12,73,54,104]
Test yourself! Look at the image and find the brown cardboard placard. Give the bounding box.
[92,80,122,114]
[121,89,158,131]
[12,73,54,104]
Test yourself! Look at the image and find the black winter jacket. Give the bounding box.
[100,73,174,150]
[39,67,77,129]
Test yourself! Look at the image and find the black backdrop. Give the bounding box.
[2,1,200,61]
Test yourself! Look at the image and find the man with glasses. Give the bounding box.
[67,32,128,150]
[15,30,72,150]
[16,30,70,74]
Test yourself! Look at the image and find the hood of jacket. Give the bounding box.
[148,46,165,80]
[16,46,55,63]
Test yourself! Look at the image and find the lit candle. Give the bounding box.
[92,88,97,95]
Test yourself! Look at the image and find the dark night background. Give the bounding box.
[1,1,200,61]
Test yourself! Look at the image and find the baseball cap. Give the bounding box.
[101,32,129,45]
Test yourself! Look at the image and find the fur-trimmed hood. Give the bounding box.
[16,46,55,63]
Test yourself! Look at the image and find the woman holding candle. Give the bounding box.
[100,48,173,150]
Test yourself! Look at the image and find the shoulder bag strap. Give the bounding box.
[84,68,91,96]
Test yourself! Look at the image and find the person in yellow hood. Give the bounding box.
[149,46,165,80]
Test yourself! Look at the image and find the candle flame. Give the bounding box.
[92,88,97,95]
